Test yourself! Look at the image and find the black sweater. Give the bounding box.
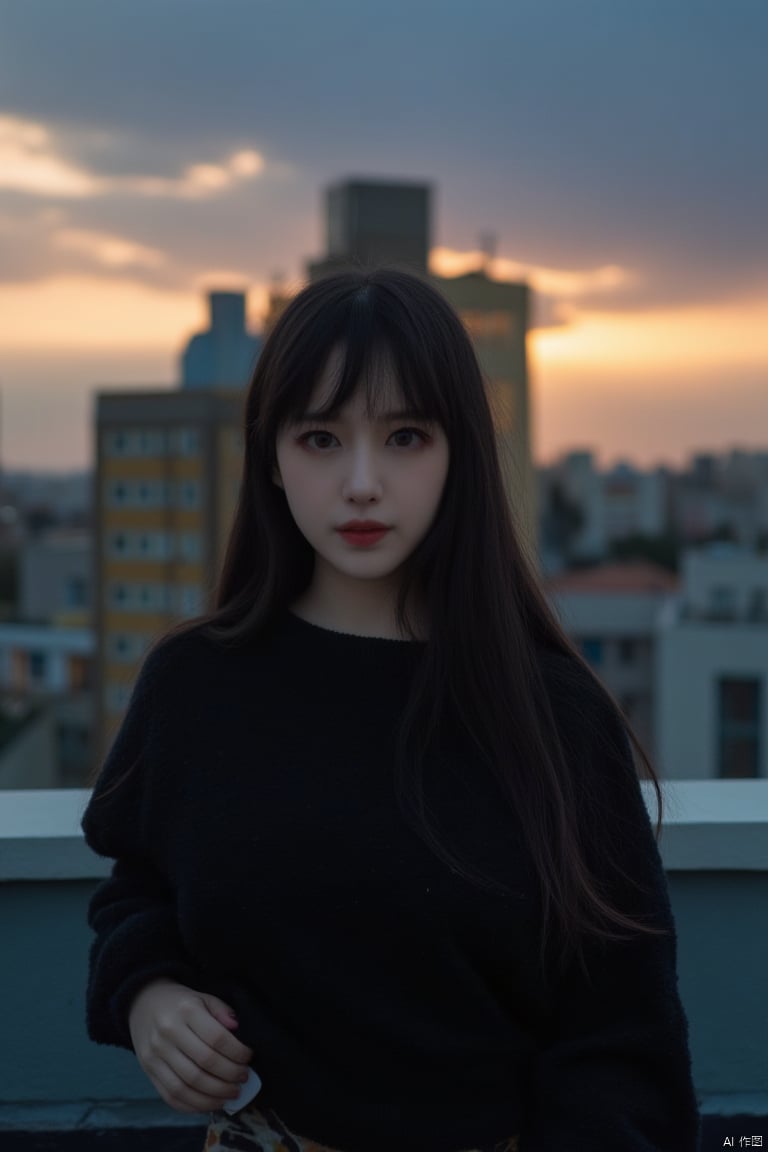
[81,608,700,1152]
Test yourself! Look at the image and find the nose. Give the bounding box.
[341,441,384,502]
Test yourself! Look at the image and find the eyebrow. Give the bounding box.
[294,408,429,424]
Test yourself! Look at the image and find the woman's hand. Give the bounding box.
[128,978,255,1113]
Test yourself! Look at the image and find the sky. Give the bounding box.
[0,0,766,472]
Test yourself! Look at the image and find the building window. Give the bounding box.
[176,584,203,617]
[179,532,202,561]
[580,637,603,665]
[717,677,761,778]
[110,633,150,662]
[618,637,637,664]
[620,693,637,720]
[107,481,128,506]
[66,575,88,607]
[29,651,48,681]
[104,429,167,456]
[172,427,201,456]
[710,585,737,619]
[138,430,167,455]
[112,634,132,660]
[106,480,169,508]
[108,531,172,559]
[747,588,768,621]
[178,480,201,508]
[108,581,170,611]
[106,682,133,713]
[109,583,129,608]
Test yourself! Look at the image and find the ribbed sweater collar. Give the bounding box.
[280,607,427,652]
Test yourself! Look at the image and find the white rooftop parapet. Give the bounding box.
[0,782,766,880]
[0,789,99,879]
[641,779,768,869]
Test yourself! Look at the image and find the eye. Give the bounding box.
[297,427,431,451]
[297,430,337,450]
[390,428,430,447]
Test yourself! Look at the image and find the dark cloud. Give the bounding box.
[0,0,766,309]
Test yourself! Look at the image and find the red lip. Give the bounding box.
[337,520,389,530]
[337,526,390,547]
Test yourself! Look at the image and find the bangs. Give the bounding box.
[271,282,452,432]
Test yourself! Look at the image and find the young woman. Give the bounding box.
[82,267,701,1152]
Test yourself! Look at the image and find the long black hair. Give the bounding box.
[123,266,670,981]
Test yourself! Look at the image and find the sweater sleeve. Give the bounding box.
[521,695,701,1151]
[81,643,203,1050]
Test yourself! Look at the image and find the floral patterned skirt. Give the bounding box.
[204,1101,520,1152]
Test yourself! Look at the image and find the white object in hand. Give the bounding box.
[222,1067,263,1115]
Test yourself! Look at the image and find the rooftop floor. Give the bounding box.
[1,783,767,1148]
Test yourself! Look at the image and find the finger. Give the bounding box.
[165,1043,247,1101]
[154,993,253,1066]
[188,1008,254,1064]
[202,993,240,1029]
[149,1053,244,1114]
[170,1024,253,1086]
[142,1015,249,1098]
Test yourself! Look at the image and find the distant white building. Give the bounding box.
[545,560,679,761]
[2,528,93,788]
[20,530,92,624]
[0,622,93,696]
[655,544,768,780]
[541,451,667,565]
[669,449,768,549]
[0,470,92,523]
[554,450,606,561]
[537,447,768,573]
[545,547,768,780]
[603,461,666,541]
[0,622,95,789]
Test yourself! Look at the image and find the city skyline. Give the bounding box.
[1,0,766,471]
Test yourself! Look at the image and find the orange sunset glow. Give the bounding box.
[0,3,765,473]
[1,248,766,471]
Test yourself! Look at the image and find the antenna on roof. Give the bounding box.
[478,231,498,276]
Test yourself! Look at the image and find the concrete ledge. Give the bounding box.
[0,1100,204,1131]
[698,1092,768,1116]
[643,779,768,869]
[0,783,767,881]
[0,1096,765,1137]
[0,790,97,880]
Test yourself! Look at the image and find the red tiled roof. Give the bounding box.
[544,561,679,594]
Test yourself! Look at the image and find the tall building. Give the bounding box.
[307,179,431,279]
[181,291,261,390]
[94,389,244,760]
[434,270,536,565]
[95,183,536,758]
[306,178,537,565]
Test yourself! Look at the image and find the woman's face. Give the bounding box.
[273,345,450,598]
